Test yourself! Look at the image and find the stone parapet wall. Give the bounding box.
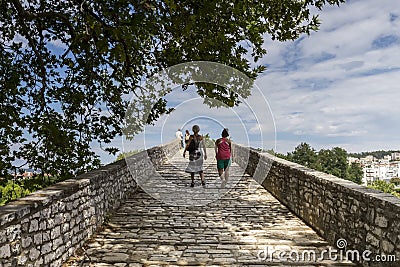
[0,140,180,266]
[232,143,400,267]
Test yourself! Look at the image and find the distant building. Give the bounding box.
[391,152,400,161]
[348,157,360,164]
[365,155,375,162]
[363,167,379,185]
[13,171,36,180]
[362,162,400,185]
[379,158,390,164]
[384,155,392,161]
[360,155,376,165]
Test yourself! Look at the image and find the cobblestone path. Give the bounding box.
[65,149,356,266]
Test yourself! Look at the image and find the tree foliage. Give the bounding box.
[1,0,345,178]
[317,147,348,179]
[390,177,400,186]
[287,142,317,169]
[115,149,142,162]
[346,162,363,184]
[0,175,55,206]
[282,142,363,184]
[368,180,400,197]
[203,133,215,148]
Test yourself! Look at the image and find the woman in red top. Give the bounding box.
[215,128,231,182]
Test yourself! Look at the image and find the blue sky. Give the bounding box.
[98,0,400,163]
[254,0,400,154]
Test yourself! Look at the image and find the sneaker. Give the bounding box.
[190,182,195,187]
[201,180,206,186]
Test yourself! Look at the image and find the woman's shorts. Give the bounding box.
[217,159,231,170]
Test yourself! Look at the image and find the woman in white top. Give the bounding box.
[183,125,208,187]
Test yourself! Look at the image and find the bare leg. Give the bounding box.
[224,167,229,181]
[190,173,195,187]
[219,168,227,188]
[218,168,224,179]
[200,172,205,185]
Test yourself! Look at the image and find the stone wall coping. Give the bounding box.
[0,140,177,228]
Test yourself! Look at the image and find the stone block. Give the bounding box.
[33,256,43,267]
[366,233,380,248]
[29,247,40,261]
[21,221,29,232]
[10,240,21,255]
[44,251,55,264]
[31,212,40,219]
[62,222,70,233]
[64,212,71,221]
[33,233,42,245]
[381,240,395,254]
[53,237,63,249]
[7,224,21,241]
[18,254,28,265]
[375,214,388,228]
[54,214,63,225]
[41,208,51,219]
[39,220,46,231]
[22,236,32,248]
[50,226,61,239]
[43,231,50,242]
[372,227,382,237]
[55,245,66,258]
[47,218,55,229]
[52,258,62,266]
[29,222,39,233]
[0,244,11,259]
[0,229,6,243]
[66,202,73,211]
[70,218,76,228]
[41,242,52,254]
[58,202,66,213]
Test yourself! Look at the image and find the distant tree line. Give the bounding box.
[348,150,399,159]
[275,142,363,184]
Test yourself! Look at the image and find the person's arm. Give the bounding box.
[214,139,219,158]
[227,138,232,158]
[200,136,207,160]
[183,136,192,157]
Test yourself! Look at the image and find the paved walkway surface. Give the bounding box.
[64,149,357,266]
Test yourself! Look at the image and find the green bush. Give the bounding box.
[115,150,142,162]
[0,181,31,205]
[368,180,400,198]
[0,175,61,206]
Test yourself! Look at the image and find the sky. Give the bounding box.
[99,0,400,164]
[254,0,400,154]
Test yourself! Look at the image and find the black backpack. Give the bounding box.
[188,135,200,153]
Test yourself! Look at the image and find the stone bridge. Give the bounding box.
[0,141,399,266]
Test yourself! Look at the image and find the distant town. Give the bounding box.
[348,152,400,186]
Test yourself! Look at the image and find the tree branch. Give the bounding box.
[10,0,47,112]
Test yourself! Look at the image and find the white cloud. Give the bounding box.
[255,0,400,154]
